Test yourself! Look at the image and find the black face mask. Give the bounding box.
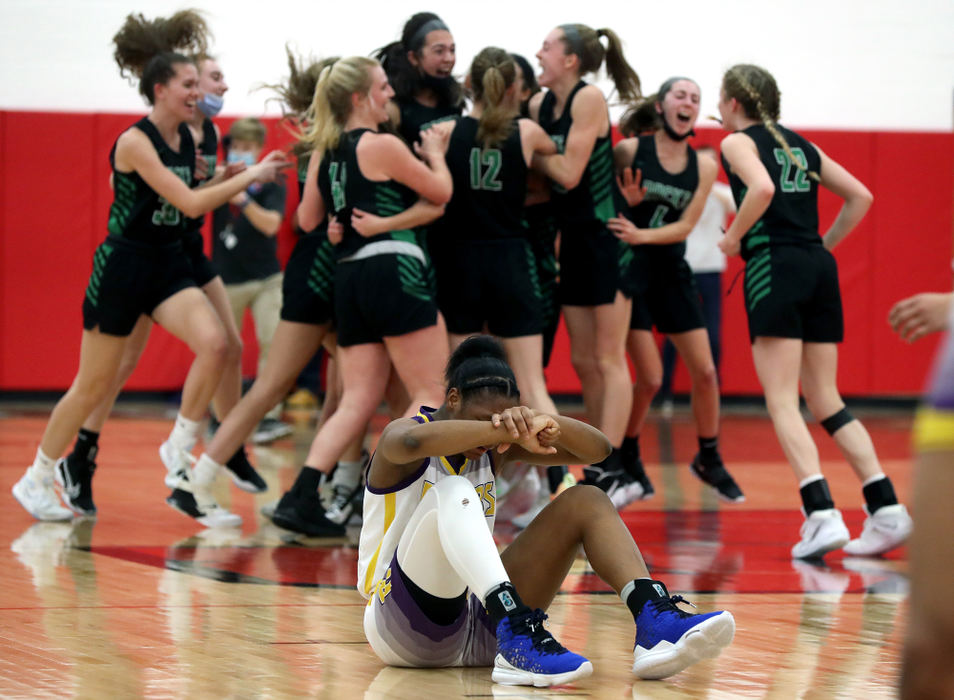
[661,114,695,142]
[418,72,458,104]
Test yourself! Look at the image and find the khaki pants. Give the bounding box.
[226,272,283,420]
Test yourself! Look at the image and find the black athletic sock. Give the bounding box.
[71,428,100,463]
[622,435,640,461]
[484,582,531,627]
[584,447,621,478]
[697,436,719,466]
[226,444,248,467]
[293,466,323,497]
[862,476,898,514]
[625,579,670,621]
[800,477,835,516]
[546,465,569,494]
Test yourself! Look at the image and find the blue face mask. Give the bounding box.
[197,92,224,118]
[227,151,256,169]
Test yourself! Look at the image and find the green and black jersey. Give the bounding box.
[316,128,417,260]
[538,80,623,227]
[722,123,821,261]
[107,117,195,245]
[397,98,461,146]
[183,118,218,233]
[629,135,699,259]
[443,116,527,241]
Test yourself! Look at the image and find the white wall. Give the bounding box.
[1,0,953,130]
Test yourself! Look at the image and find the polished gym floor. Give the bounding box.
[0,400,911,698]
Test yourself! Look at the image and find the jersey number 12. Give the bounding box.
[469,148,503,192]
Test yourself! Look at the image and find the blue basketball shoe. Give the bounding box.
[633,584,735,679]
[492,609,593,686]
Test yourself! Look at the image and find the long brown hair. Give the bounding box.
[558,24,641,103]
[112,9,211,104]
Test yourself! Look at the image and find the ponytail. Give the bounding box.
[559,24,641,103]
[298,56,378,156]
[469,47,517,147]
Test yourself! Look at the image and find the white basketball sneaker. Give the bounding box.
[12,466,73,521]
[159,440,195,490]
[843,504,912,556]
[791,508,850,559]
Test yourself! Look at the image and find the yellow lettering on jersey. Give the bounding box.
[475,481,496,516]
[374,567,393,604]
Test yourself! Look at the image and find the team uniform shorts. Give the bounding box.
[744,243,843,344]
[364,552,497,667]
[435,238,543,338]
[334,252,438,347]
[280,232,335,326]
[627,253,706,334]
[82,235,196,336]
[181,228,219,287]
[557,223,625,307]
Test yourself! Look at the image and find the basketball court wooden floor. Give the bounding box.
[0,402,913,698]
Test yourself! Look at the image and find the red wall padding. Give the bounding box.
[1,112,951,395]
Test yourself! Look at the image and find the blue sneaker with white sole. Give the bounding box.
[492,608,593,686]
[633,584,735,679]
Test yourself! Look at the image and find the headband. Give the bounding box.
[409,18,449,50]
[461,374,519,397]
[559,24,584,56]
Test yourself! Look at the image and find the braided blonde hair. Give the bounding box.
[723,64,820,182]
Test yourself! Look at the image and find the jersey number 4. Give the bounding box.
[773,147,811,193]
[469,148,503,192]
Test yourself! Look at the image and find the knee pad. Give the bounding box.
[820,407,854,436]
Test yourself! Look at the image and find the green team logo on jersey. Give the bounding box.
[469,148,503,191]
[328,161,347,210]
[773,147,811,193]
[642,179,693,210]
[151,165,193,226]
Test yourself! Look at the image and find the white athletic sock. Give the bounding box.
[193,453,219,488]
[168,413,200,453]
[31,447,56,475]
[332,459,364,490]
